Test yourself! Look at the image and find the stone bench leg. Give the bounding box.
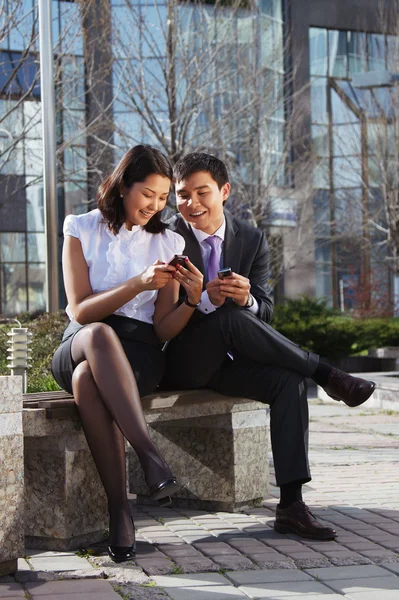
[0,377,24,576]
[128,407,269,512]
[23,412,108,551]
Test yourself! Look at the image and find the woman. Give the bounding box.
[51,145,203,563]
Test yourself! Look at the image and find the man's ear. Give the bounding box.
[222,182,231,203]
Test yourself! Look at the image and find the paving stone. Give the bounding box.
[329,576,399,594]
[163,585,247,599]
[225,568,312,585]
[347,592,399,600]
[25,579,120,598]
[0,583,25,598]
[192,542,239,556]
[211,555,255,570]
[381,563,399,575]
[172,558,219,573]
[152,573,227,587]
[305,564,395,580]
[28,555,94,572]
[134,558,174,575]
[239,580,335,598]
[247,554,297,569]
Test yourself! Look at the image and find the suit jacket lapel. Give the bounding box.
[223,210,242,273]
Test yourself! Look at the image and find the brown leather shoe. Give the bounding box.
[323,368,376,407]
[274,501,337,540]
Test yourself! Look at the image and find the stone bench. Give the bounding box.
[23,389,269,550]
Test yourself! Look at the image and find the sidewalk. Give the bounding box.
[1,401,399,599]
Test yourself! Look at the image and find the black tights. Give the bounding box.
[71,322,172,547]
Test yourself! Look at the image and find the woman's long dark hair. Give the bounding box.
[97,145,173,234]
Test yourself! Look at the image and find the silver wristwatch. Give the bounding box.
[245,293,254,308]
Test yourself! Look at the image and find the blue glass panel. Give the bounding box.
[313,160,330,189]
[334,188,363,235]
[348,31,367,75]
[333,156,362,188]
[310,78,328,125]
[26,178,44,232]
[331,88,356,125]
[64,181,88,216]
[114,112,143,147]
[261,0,282,20]
[9,0,34,51]
[0,232,25,261]
[27,232,45,261]
[141,4,167,57]
[311,125,329,157]
[64,146,87,181]
[387,35,399,73]
[309,28,327,76]
[0,51,40,98]
[1,262,27,314]
[313,189,331,237]
[111,5,140,60]
[368,33,385,71]
[59,1,83,56]
[0,99,23,136]
[27,263,45,312]
[329,30,347,78]
[24,138,43,176]
[61,56,85,110]
[52,0,60,52]
[333,123,361,156]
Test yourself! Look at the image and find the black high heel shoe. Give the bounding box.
[108,542,136,563]
[108,517,136,563]
[149,476,179,501]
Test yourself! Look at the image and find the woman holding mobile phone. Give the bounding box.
[51,145,203,562]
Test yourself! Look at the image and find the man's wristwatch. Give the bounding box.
[185,295,201,308]
[245,293,254,308]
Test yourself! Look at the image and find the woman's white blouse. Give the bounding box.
[63,209,184,324]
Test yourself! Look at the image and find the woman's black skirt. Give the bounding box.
[51,314,165,397]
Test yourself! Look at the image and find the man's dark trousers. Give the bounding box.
[162,302,318,487]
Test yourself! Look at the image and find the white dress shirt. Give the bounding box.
[64,209,185,324]
[189,219,259,316]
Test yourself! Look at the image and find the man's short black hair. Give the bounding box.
[173,152,229,189]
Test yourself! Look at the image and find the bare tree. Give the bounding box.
[110,0,314,284]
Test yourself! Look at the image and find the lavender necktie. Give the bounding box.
[204,235,221,282]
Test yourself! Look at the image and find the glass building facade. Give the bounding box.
[0,0,86,315]
[0,0,286,315]
[310,27,398,310]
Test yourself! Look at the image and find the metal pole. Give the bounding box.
[38,0,59,312]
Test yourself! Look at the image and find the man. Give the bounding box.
[162,152,375,540]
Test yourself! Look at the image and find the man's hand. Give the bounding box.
[206,278,226,307]
[218,273,251,306]
[206,273,251,307]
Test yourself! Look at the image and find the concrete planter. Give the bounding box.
[0,376,24,576]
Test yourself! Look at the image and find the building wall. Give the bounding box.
[283,0,394,306]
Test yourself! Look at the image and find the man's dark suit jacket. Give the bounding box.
[167,209,274,324]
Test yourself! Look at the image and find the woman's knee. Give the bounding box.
[72,360,94,396]
[82,322,118,349]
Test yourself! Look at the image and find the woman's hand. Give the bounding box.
[173,258,203,305]
[139,260,175,291]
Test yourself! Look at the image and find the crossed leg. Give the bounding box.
[71,322,172,546]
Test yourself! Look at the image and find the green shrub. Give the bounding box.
[273,296,399,359]
[0,311,68,392]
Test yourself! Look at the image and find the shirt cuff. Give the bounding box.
[247,295,260,315]
[197,290,219,314]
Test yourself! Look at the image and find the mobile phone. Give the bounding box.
[218,267,232,279]
[168,254,188,268]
